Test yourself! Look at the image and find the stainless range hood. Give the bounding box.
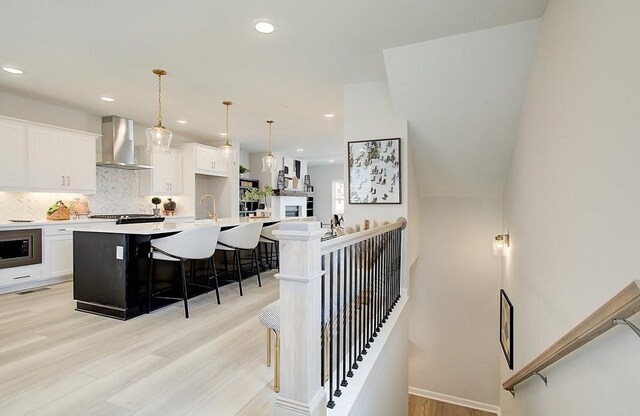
[97,115,153,170]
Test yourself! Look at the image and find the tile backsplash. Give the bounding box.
[0,168,184,219]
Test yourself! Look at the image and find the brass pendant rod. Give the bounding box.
[223,101,232,146]
[152,69,167,128]
[267,120,274,155]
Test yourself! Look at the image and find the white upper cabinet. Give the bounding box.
[138,148,183,195]
[195,146,228,177]
[0,115,98,194]
[27,126,97,193]
[0,120,28,190]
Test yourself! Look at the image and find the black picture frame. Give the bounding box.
[500,289,514,370]
[347,138,401,204]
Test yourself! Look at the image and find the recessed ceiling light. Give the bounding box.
[176,120,187,124]
[329,159,335,163]
[296,148,304,152]
[254,19,276,34]
[220,132,228,137]
[2,66,24,75]
[100,96,115,102]
[323,113,335,118]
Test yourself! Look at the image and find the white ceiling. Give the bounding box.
[0,0,547,165]
[385,19,541,197]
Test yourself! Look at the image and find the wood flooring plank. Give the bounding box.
[0,370,95,415]
[184,354,273,416]
[106,319,264,412]
[28,355,170,416]
[128,326,265,416]
[408,395,497,416]
[235,385,277,416]
[77,401,133,416]
[0,275,281,416]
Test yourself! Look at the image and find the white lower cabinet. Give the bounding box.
[0,265,42,288]
[43,234,73,279]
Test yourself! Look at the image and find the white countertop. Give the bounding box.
[0,214,196,230]
[0,218,115,230]
[68,216,291,235]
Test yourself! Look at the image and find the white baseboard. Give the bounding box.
[408,386,501,416]
[0,276,71,295]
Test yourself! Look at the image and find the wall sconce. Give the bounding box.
[493,234,510,256]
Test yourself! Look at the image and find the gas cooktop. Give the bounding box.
[89,214,165,225]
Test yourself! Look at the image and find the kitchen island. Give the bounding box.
[72,217,287,319]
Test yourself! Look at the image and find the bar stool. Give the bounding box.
[258,300,280,393]
[259,221,282,270]
[147,224,221,319]
[216,221,263,296]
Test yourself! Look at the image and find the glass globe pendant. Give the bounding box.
[220,101,234,163]
[146,69,173,152]
[262,120,276,172]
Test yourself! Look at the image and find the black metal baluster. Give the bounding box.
[385,231,390,320]
[362,240,368,354]
[357,241,364,362]
[341,247,348,387]
[372,235,379,338]
[334,249,342,397]
[327,251,335,408]
[349,243,356,375]
[383,233,388,323]
[396,228,401,303]
[321,254,326,386]
[367,237,373,348]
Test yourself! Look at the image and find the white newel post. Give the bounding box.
[273,221,327,416]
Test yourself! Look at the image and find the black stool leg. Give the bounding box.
[147,252,154,314]
[210,257,221,304]
[235,249,244,296]
[180,260,189,319]
[253,248,262,287]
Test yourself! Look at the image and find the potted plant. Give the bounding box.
[151,197,162,216]
[163,198,176,215]
[239,165,250,177]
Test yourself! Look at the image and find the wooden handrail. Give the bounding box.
[503,280,640,393]
[320,217,406,255]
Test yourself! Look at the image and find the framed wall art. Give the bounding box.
[348,138,401,204]
[500,289,514,370]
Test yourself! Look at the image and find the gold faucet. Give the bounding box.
[199,194,218,221]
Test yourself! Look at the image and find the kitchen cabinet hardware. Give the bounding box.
[13,275,30,280]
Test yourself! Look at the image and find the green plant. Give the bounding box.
[151,197,161,208]
[239,165,250,174]
[240,185,274,202]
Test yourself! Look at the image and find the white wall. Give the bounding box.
[307,164,343,224]
[346,302,409,416]
[343,81,408,228]
[409,197,502,407]
[500,1,640,415]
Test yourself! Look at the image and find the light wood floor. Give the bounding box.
[408,395,496,416]
[0,272,279,416]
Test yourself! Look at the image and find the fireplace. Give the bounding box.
[285,205,301,217]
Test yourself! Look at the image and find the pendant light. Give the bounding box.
[262,120,276,172]
[220,101,234,163]
[146,69,173,152]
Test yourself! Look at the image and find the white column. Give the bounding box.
[273,221,327,416]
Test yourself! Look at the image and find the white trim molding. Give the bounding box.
[408,387,501,416]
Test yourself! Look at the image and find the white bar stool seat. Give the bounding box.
[148,224,221,318]
[216,221,263,296]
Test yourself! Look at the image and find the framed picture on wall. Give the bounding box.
[348,138,401,204]
[500,289,514,370]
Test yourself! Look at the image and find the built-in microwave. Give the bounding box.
[0,229,42,270]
